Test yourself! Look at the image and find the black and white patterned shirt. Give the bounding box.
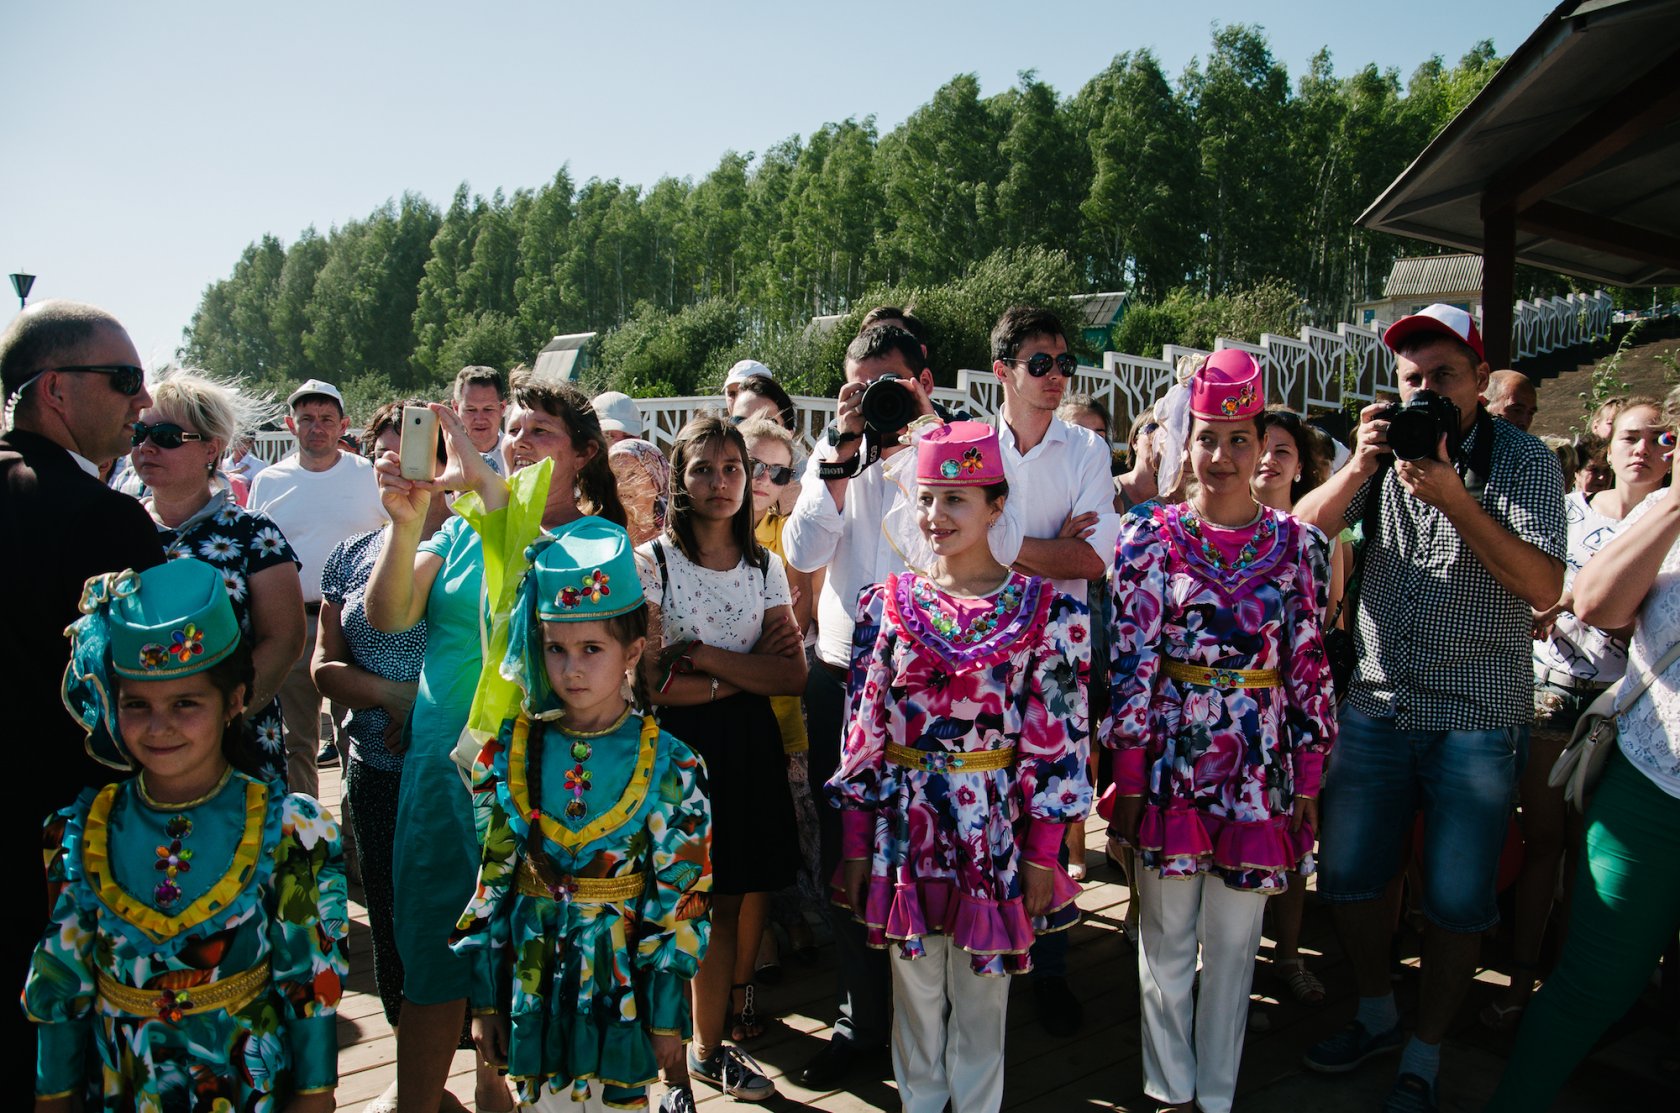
[1345,417,1566,730]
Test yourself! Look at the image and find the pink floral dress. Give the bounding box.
[826,571,1092,975]
[1104,503,1336,892]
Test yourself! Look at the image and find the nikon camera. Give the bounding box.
[1380,389,1462,461]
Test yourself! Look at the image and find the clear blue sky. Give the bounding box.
[1,0,1552,365]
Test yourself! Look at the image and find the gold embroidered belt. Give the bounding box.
[98,959,269,1021]
[516,860,645,902]
[1163,660,1281,689]
[885,743,1015,773]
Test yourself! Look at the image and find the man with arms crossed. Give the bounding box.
[989,305,1118,1035]
[1295,304,1564,1113]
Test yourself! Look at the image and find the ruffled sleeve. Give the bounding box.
[449,718,521,1012]
[1284,524,1337,798]
[1104,510,1170,795]
[633,732,714,1036]
[826,581,895,860]
[460,459,555,743]
[23,802,96,1099]
[268,794,349,1094]
[1016,591,1094,866]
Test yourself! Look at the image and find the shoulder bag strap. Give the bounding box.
[1614,638,1680,716]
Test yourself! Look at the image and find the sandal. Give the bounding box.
[1479,999,1527,1031]
[1276,957,1326,1006]
[730,982,766,1042]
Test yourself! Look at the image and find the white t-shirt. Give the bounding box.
[636,537,791,653]
[224,452,267,486]
[248,452,387,603]
[1614,488,1680,798]
[996,416,1122,602]
[1534,490,1630,684]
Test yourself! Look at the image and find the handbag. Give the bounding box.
[1548,639,1680,811]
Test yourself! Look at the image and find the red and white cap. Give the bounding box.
[1382,303,1485,362]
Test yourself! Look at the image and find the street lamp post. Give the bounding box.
[10,273,35,310]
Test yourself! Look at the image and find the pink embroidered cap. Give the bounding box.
[917,420,1006,486]
[1188,349,1265,421]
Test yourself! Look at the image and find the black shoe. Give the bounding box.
[799,1039,875,1090]
[316,742,340,766]
[1034,974,1084,1037]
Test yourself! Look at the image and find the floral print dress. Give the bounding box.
[826,571,1092,976]
[23,769,348,1109]
[153,491,301,784]
[1105,503,1336,892]
[450,711,712,1109]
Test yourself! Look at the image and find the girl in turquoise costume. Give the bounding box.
[450,518,713,1112]
[24,557,347,1112]
[367,374,626,1112]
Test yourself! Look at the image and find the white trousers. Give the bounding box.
[889,935,1010,1113]
[1136,869,1268,1113]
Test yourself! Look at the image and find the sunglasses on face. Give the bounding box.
[751,459,796,486]
[53,364,146,395]
[1006,352,1078,378]
[131,421,207,450]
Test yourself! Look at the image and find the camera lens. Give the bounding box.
[1387,409,1435,460]
[860,375,920,436]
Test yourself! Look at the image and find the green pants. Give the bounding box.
[1487,746,1680,1110]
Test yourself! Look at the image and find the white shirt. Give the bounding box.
[996,416,1122,602]
[480,432,506,477]
[1614,489,1680,799]
[1534,490,1629,684]
[636,538,791,653]
[67,449,100,479]
[224,452,267,485]
[248,452,387,603]
[784,435,1024,668]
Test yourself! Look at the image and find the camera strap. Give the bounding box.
[1458,407,1496,502]
[816,434,880,481]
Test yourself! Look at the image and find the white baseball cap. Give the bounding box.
[725,359,774,387]
[286,378,346,410]
[593,391,643,437]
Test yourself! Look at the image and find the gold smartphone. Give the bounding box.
[399,406,439,481]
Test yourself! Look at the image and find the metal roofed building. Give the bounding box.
[530,332,597,382]
[1357,0,1680,367]
[1356,254,1484,326]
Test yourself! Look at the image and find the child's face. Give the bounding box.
[916,485,1002,559]
[118,674,242,794]
[542,620,645,725]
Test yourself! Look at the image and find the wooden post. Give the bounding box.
[1482,199,1516,369]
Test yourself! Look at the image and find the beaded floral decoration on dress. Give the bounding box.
[909,577,1024,646]
[563,736,594,818]
[1178,509,1276,572]
[153,813,194,908]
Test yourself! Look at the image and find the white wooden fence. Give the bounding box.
[251,291,1621,462]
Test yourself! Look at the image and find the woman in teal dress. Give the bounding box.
[25,558,346,1111]
[450,518,712,1111]
[367,375,626,1111]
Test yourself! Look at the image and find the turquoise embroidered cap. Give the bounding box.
[501,518,646,715]
[63,559,242,769]
[532,517,644,622]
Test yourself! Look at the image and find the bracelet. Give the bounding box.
[709,676,719,702]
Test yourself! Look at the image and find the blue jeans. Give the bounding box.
[1318,705,1525,933]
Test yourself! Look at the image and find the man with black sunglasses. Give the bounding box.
[1,299,166,1105]
[990,305,1120,1038]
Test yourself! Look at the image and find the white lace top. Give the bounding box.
[1615,489,1680,799]
[636,537,791,654]
[1533,491,1630,684]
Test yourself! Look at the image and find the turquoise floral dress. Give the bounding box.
[450,710,712,1109]
[23,768,347,1109]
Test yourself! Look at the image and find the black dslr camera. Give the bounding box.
[1380,389,1462,461]
[859,373,921,437]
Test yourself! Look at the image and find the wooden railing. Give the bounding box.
[250,292,1625,462]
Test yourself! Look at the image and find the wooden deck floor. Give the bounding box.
[319,764,1678,1112]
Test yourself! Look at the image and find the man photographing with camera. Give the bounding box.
[1294,303,1564,1113]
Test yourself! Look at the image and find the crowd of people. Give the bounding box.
[5,295,1678,1113]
